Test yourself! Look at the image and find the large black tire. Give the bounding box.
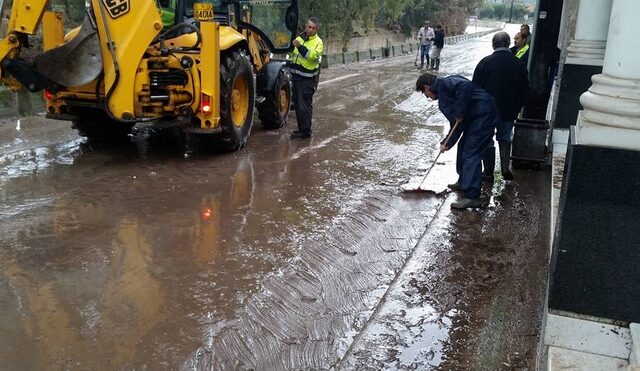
[257,69,291,129]
[217,49,255,151]
[71,110,133,143]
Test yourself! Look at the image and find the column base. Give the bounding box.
[549,127,640,322]
[576,112,640,151]
[579,74,640,139]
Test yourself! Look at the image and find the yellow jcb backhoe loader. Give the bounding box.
[0,0,298,150]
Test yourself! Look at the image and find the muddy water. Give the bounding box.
[0,25,548,370]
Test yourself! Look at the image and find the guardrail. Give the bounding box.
[0,29,502,118]
[322,29,501,68]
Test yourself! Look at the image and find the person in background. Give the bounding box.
[415,73,500,209]
[510,32,530,64]
[417,20,435,69]
[430,24,445,70]
[520,24,531,45]
[289,17,324,139]
[473,31,529,181]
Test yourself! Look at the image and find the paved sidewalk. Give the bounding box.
[340,152,551,369]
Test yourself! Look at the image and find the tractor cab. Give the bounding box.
[160,0,297,54]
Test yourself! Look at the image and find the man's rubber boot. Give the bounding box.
[430,59,436,70]
[482,146,495,182]
[451,198,483,209]
[435,58,440,71]
[499,141,514,180]
[291,131,311,139]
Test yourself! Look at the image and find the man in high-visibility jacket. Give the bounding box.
[289,17,324,139]
[510,32,530,64]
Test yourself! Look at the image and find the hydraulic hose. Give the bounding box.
[152,23,202,51]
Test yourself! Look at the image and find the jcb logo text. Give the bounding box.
[102,0,130,18]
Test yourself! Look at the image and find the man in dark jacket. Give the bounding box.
[473,31,529,181]
[415,73,500,209]
[429,25,445,70]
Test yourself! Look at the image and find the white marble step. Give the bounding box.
[630,323,640,368]
[548,346,628,370]
[544,314,631,359]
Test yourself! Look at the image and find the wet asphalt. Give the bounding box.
[0,25,549,370]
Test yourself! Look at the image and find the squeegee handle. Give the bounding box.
[442,119,462,149]
[417,119,462,188]
[417,151,442,186]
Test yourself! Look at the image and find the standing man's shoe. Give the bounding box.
[291,131,311,139]
[482,147,495,182]
[499,141,514,181]
[447,182,462,191]
[451,198,483,209]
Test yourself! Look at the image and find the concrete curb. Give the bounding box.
[631,323,640,368]
[321,29,502,68]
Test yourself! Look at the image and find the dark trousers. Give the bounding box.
[292,74,317,134]
[420,44,431,66]
[488,119,515,148]
[455,120,495,199]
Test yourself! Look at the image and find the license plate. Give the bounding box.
[193,3,214,21]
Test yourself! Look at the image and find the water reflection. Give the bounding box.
[1,216,165,369]
[192,156,255,263]
[0,149,259,369]
[101,219,165,364]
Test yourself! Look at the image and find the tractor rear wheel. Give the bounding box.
[257,69,291,129]
[217,49,255,151]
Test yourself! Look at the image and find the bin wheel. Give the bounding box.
[512,159,525,169]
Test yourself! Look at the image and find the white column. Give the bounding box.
[576,0,640,151]
[566,0,613,65]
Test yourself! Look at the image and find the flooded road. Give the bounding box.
[0,25,549,370]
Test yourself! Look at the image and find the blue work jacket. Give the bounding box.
[430,75,500,147]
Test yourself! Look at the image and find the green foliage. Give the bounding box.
[51,0,86,27]
[398,0,481,36]
[299,0,480,46]
[478,2,533,22]
[23,0,483,51]
[0,87,15,109]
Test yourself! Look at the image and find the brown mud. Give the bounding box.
[0,24,549,370]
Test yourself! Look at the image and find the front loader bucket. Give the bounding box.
[31,16,103,87]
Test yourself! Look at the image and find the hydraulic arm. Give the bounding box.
[0,0,51,90]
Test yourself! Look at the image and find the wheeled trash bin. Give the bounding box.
[510,118,549,169]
